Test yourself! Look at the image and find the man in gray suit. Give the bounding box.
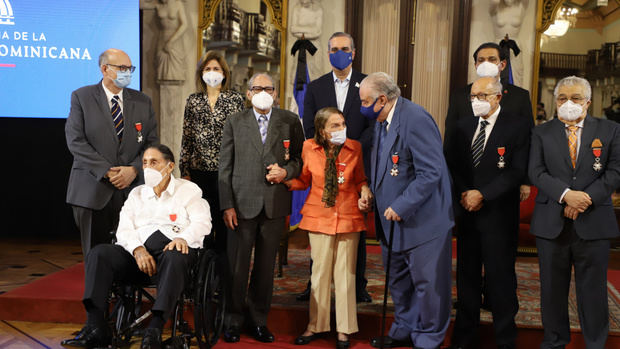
[529,76,620,349]
[66,48,158,256]
[219,73,304,343]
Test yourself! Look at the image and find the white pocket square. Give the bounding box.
[355,82,360,88]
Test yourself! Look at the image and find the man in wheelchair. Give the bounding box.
[62,144,212,349]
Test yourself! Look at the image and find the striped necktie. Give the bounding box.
[471,120,489,167]
[111,95,124,140]
[258,114,268,144]
[568,125,578,168]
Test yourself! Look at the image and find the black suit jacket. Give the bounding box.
[303,70,374,177]
[528,116,620,240]
[445,108,530,233]
[444,83,534,148]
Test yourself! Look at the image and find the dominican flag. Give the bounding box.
[290,68,311,230]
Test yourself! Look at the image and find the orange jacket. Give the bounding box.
[288,138,367,234]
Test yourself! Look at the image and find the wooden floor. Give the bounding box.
[1,235,620,348]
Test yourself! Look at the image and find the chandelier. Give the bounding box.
[544,6,579,38]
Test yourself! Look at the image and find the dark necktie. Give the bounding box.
[471,120,489,167]
[258,114,268,144]
[111,95,124,140]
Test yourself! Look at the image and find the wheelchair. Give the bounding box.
[106,243,228,349]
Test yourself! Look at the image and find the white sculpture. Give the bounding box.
[490,0,528,87]
[141,0,188,82]
[290,0,323,40]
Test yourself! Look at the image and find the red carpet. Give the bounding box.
[2,251,620,348]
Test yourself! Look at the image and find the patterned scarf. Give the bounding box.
[322,145,343,207]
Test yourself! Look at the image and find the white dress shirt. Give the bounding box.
[471,105,501,149]
[384,98,397,131]
[115,175,212,254]
[101,80,123,112]
[333,70,352,112]
[559,118,585,203]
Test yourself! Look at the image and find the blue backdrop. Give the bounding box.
[0,0,140,118]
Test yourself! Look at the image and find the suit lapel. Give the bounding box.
[95,83,119,146]
[342,71,361,116]
[575,115,596,172]
[551,119,573,169]
[121,89,135,146]
[324,74,338,109]
[243,109,264,153]
[371,121,380,191]
[376,98,401,188]
[264,110,282,153]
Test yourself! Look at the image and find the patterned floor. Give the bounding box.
[273,248,620,333]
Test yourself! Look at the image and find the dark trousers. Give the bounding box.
[306,230,368,294]
[189,169,227,253]
[383,230,452,349]
[83,231,197,323]
[536,221,610,349]
[453,224,519,347]
[72,190,125,256]
[226,211,285,327]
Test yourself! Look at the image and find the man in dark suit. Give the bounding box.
[358,72,453,349]
[298,31,374,303]
[219,73,304,343]
[65,48,158,256]
[529,76,620,349]
[445,77,531,349]
[444,42,533,201]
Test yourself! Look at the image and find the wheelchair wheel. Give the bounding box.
[194,249,227,349]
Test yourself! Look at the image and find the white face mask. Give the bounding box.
[476,61,500,78]
[251,91,274,110]
[471,98,492,117]
[329,128,347,145]
[557,100,584,121]
[144,164,170,188]
[202,71,224,88]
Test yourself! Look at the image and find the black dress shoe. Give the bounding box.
[294,332,322,345]
[141,328,162,349]
[337,339,351,349]
[370,335,413,348]
[251,325,275,343]
[61,325,111,347]
[296,287,311,301]
[223,326,241,343]
[356,289,372,303]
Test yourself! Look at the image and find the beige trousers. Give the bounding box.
[307,231,360,334]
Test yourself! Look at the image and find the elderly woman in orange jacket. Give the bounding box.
[286,107,372,349]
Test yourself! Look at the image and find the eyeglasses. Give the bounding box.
[556,96,585,103]
[107,64,136,73]
[250,86,275,93]
[470,93,497,101]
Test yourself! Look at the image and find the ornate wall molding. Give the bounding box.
[539,0,564,33]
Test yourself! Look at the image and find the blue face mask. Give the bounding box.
[360,98,384,120]
[113,70,132,89]
[329,50,353,71]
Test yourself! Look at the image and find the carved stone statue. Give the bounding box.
[289,0,325,87]
[141,0,188,82]
[490,0,528,87]
[290,0,323,40]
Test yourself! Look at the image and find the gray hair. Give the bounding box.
[554,75,592,101]
[360,72,401,101]
[480,78,503,95]
[247,72,276,91]
[328,32,355,51]
[98,51,110,67]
